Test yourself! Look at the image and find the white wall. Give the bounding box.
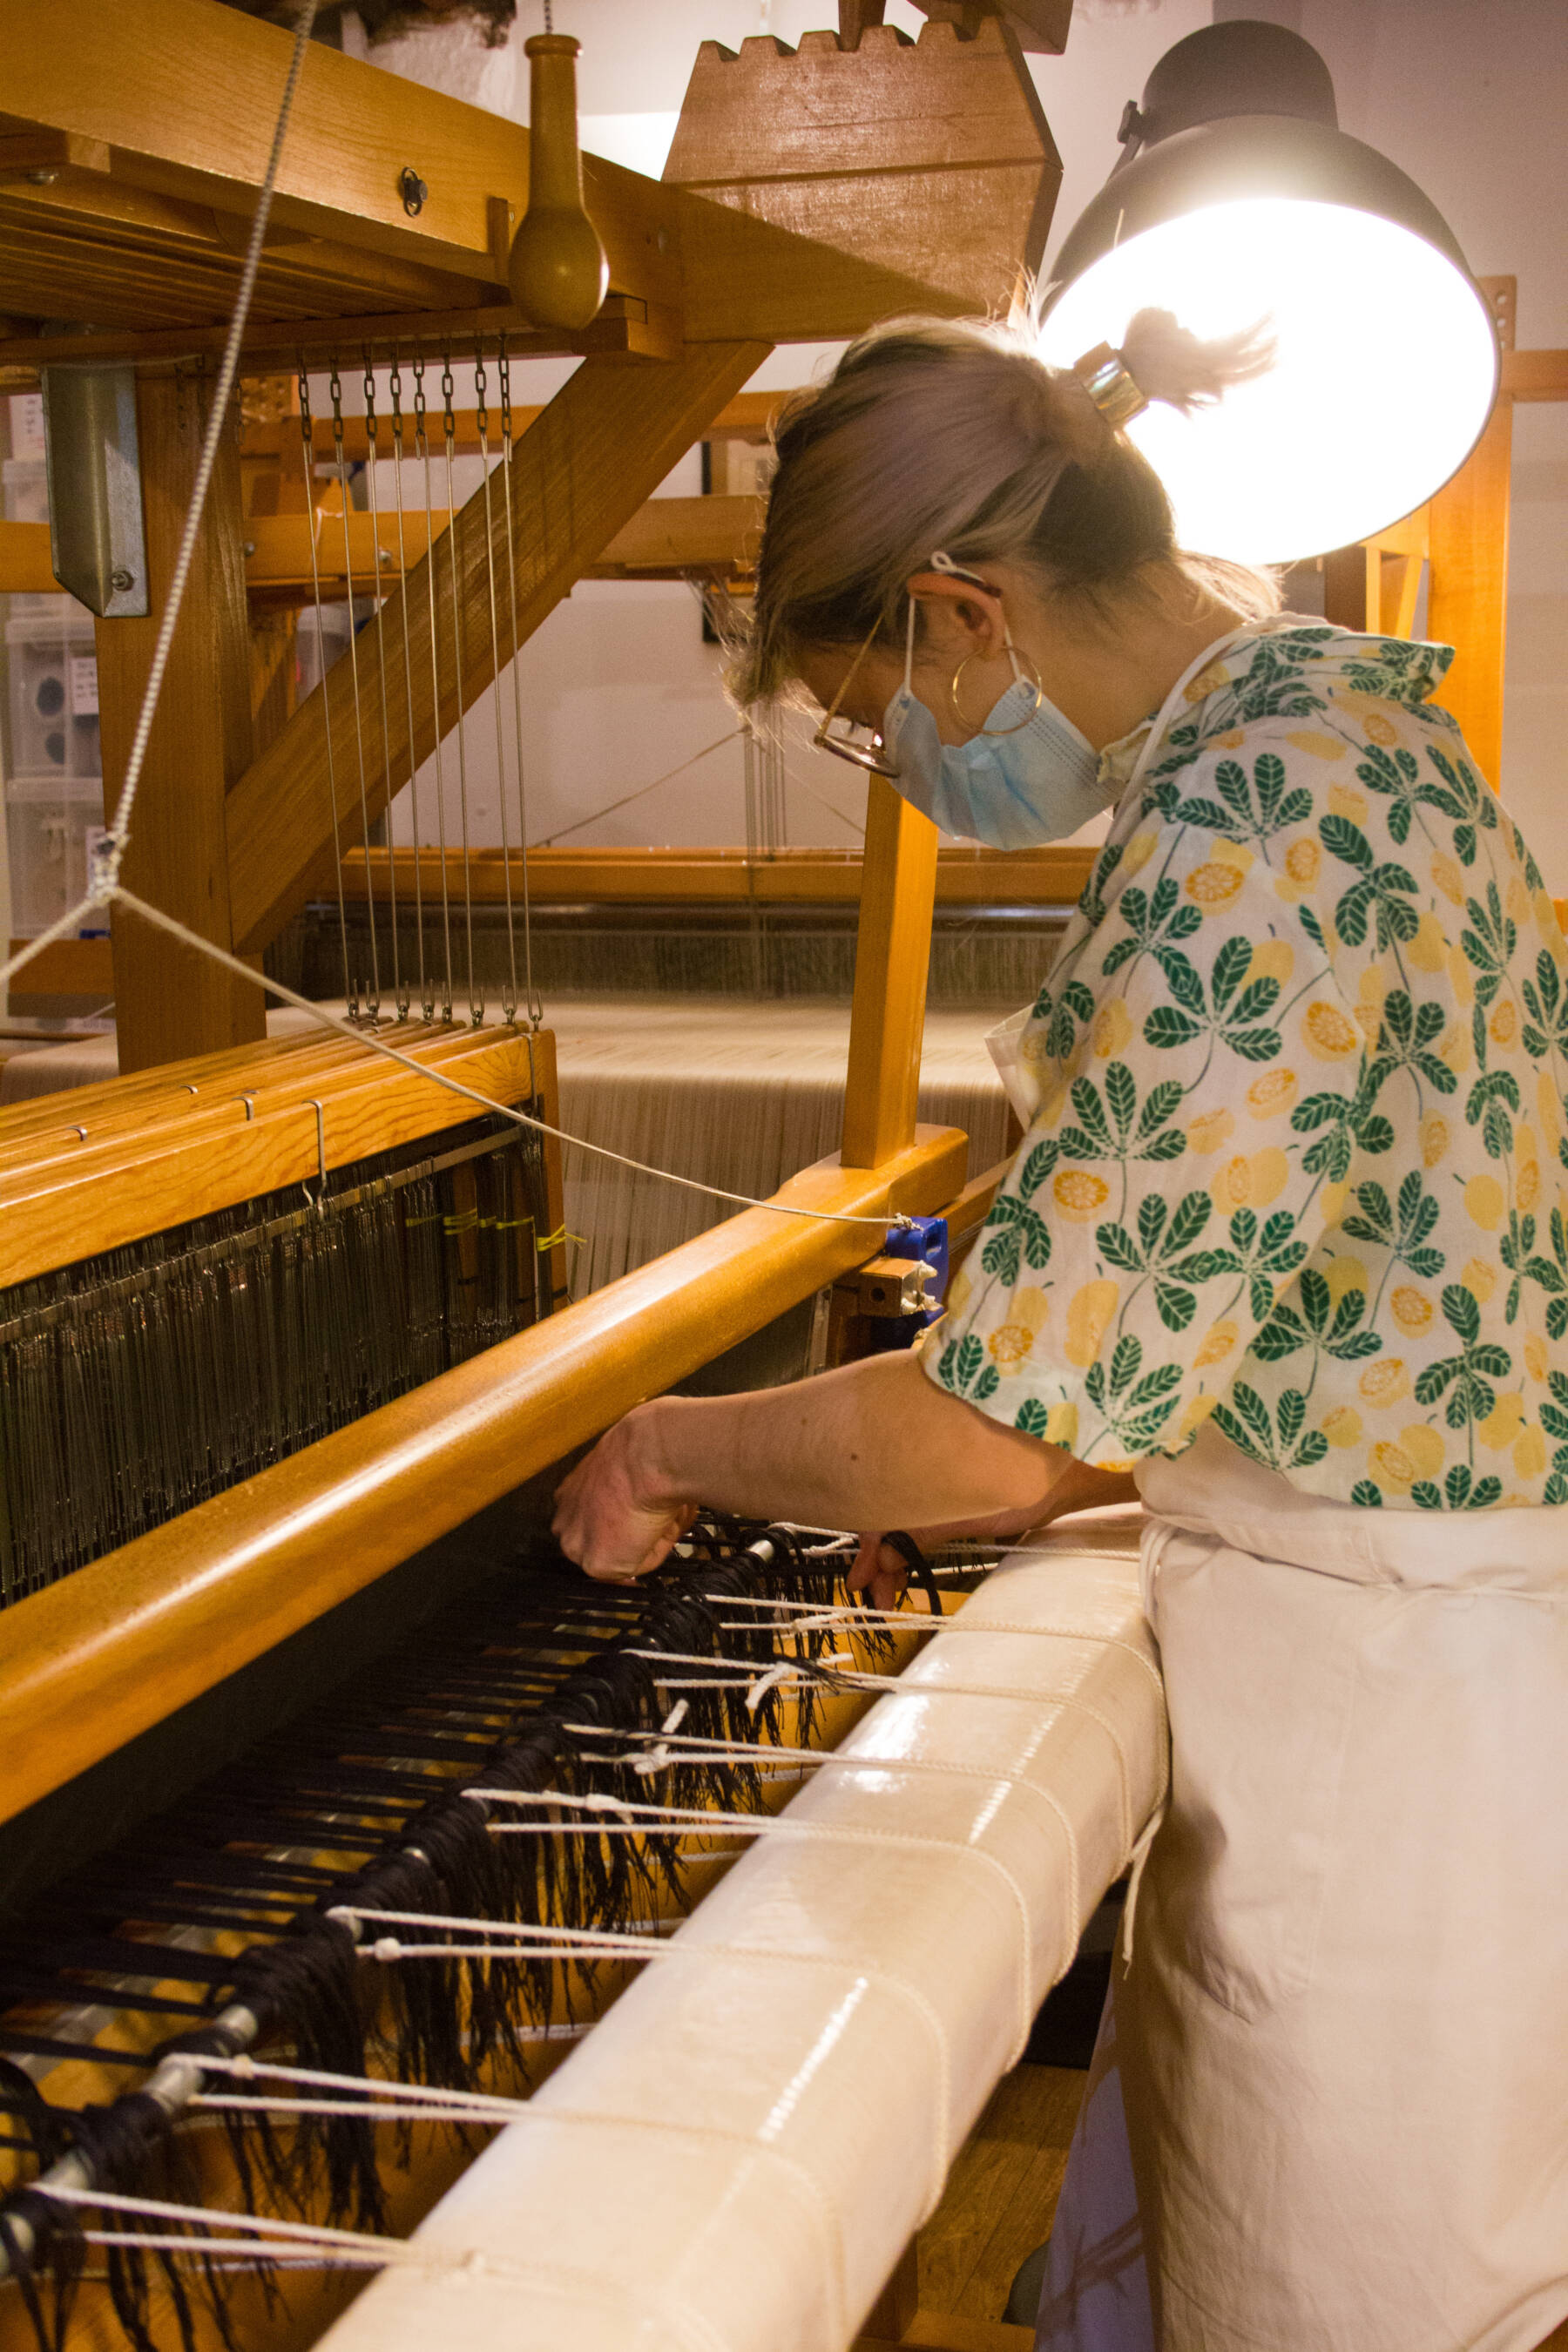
[352,0,1567,877]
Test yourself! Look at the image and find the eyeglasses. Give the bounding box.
[810,620,902,779]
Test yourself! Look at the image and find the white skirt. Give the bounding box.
[1041,1425,1568,2352]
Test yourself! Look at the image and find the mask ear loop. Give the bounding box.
[903,589,918,691]
[928,550,1045,736]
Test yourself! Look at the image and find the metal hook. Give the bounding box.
[238,1091,256,1122]
[301,1098,328,1212]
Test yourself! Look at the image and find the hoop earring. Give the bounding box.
[950,645,1045,736]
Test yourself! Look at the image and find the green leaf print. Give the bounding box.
[1497,1209,1538,1325]
[1291,1077,1396,1180]
[1101,877,1202,979]
[1037,977,1095,1061]
[1211,1382,1330,1473]
[1412,1285,1512,1432]
[1199,1206,1311,1321]
[1253,1266,1382,1365]
[981,1193,1053,1286]
[1078,840,1124,930]
[1014,1397,1052,1440]
[1139,936,1283,1064]
[1173,752,1312,861]
[1350,1478,1384,1508]
[1093,1189,1214,1332]
[1520,950,1568,1064]
[1423,744,1499,867]
[974,1364,1000,1403]
[1465,1068,1521,1160]
[1460,881,1517,1010]
[1539,1370,1568,1504]
[1341,1170,1445,1279]
[1411,1463,1503,1511]
[1059,1063,1186,1167]
[1318,814,1421,951]
[1524,1205,1568,1342]
[1368,990,1456,1101]
[1084,1334,1182,1451]
[1017,1138,1061,1200]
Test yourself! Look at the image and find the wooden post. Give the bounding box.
[95,368,263,1071]
[841,776,938,1170]
[1428,396,1513,788]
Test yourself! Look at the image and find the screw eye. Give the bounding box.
[399,166,429,218]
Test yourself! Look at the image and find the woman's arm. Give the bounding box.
[551,1348,1096,1581]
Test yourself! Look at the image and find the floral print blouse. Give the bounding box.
[928,624,1568,1511]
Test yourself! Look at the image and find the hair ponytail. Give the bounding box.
[731,307,1279,709]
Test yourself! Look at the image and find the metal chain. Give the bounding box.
[329,359,380,1020]
[497,335,541,1026]
[388,352,431,1021]
[413,353,454,1022]
[299,361,355,1016]
[441,351,482,1026]
[362,350,404,1017]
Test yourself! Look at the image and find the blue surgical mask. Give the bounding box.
[881,598,1112,849]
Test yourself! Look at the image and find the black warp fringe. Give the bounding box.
[0,1522,896,2352]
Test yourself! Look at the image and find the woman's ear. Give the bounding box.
[904,571,1008,662]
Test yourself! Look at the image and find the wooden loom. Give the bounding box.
[0,11,1093,2352]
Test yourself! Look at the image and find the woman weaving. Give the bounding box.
[554,311,1568,2351]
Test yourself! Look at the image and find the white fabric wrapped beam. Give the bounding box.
[317,1519,1166,2352]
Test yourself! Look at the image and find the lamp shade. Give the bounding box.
[1037,23,1499,564]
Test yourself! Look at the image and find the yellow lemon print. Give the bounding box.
[1065,1280,1119,1369]
[1431,853,1465,908]
[1215,728,1245,750]
[1286,730,1345,760]
[1489,997,1520,1050]
[1357,963,1389,1013]
[1177,1392,1220,1439]
[1054,1169,1110,1223]
[1359,1357,1410,1408]
[1283,836,1321,889]
[1369,1439,1418,1494]
[1209,1151,1287,1213]
[1465,1174,1505,1232]
[1533,888,1565,947]
[1186,861,1246,911]
[1184,662,1231,703]
[1248,938,1295,988]
[1390,1286,1434,1335]
[1400,1424,1446,1479]
[1092,1000,1133,1059]
[1514,1424,1547,1479]
[1478,1391,1526,1451]
[1420,1112,1450,1168]
[1321,1406,1363,1450]
[1507,873,1532,929]
[1462,1256,1497,1303]
[1362,712,1400,747]
[1044,1401,1079,1450]
[1187,1107,1236,1155]
[1194,1319,1239,1368]
[1447,943,1475,1008]
[1327,781,1369,825]
[987,1325,1036,1369]
[1439,1023,1472,1079]
[1123,831,1159,875]
[1535,1076,1565,1146]
[1524,1334,1551,1383]
[1247,1067,1298,1120]
[1518,1157,1542,1214]
[1302,1000,1359,1060]
[1407,912,1447,974]
[947,1268,973,1318]
[1323,1254,1368,1304]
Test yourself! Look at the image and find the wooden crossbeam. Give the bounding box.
[224,340,770,955]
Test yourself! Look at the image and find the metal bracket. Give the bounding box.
[39,364,150,618]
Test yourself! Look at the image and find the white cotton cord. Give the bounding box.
[97,0,320,885]
[712,1594,1167,1698]
[37,2181,424,2269]
[91,885,911,1233]
[0,891,108,993]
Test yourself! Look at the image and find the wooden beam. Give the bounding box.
[96,369,266,1071]
[841,777,940,1169]
[0,1124,968,1823]
[1502,348,1568,402]
[341,844,1098,908]
[3,936,113,997]
[237,389,790,463]
[1428,397,1513,788]
[224,339,771,956]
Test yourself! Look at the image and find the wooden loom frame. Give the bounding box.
[0,3,1058,1832]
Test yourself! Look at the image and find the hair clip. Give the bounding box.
[1072,343,1148,429]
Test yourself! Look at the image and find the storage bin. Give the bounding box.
[5,609,100,778]
[4,774,105,936]
[1,457,76,618]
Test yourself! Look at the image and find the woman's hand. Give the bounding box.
[848,1463,1142,1610]
[551,1406,697,1584]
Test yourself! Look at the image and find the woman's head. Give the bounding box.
[732,306,1278,720]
